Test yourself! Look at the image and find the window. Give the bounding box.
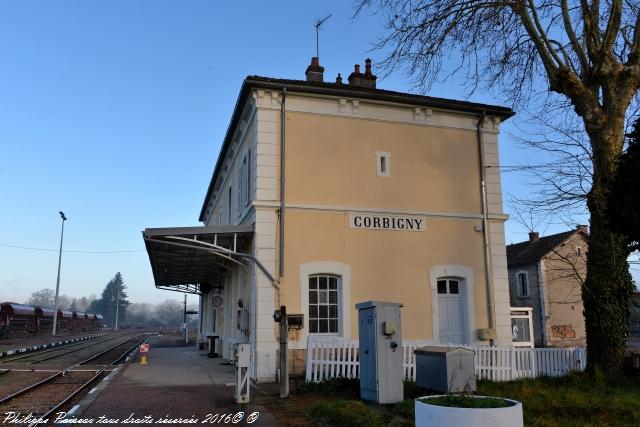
[517,272,529,297]
[239,151,251,210]
[437,279,459,295]
[308,275,339,334]
[227,186,233,224]
[375,151,390,177]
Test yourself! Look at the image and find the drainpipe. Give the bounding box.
[476,111,496,343]
[536,260,548,346]
[278,87,287,279]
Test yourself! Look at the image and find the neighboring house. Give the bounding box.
[143,57,515,382]
[507,226,589,347]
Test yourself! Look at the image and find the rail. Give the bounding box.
[0,334,151,416]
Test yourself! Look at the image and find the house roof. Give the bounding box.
[198,75,515,221]
[506,230,587,266]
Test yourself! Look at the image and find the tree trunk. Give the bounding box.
[582,121,634,374]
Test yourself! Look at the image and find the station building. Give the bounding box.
[143,58,515,382]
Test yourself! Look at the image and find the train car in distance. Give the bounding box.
[0,301,105,339]
[35,306,55,332]
[0,302,37,337]
[57,309,74,332]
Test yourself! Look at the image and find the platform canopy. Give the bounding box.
[142,225,260,295]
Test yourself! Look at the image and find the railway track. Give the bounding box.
[0,334,150,421]
[0,335,117,365]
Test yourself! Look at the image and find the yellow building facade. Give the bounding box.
[144,60,514,382]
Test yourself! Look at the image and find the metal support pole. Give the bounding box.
[115,279,120,331]
[279,305,289,398]
[183,293,188,343]
[52,212,67,336]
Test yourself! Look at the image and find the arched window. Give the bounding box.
[308,274,340,334]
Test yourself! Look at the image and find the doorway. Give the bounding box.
[437,278,466,344]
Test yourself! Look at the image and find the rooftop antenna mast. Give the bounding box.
[315,14,332,60]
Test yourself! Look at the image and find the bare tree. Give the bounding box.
[357,0,638,373]
[154,300,183,328]
[26,288,55,307]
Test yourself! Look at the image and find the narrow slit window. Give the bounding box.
[376,151,390,177]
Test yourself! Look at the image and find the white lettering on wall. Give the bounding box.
[349,213,426,232]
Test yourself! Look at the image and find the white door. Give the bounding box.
[437,278,465,344]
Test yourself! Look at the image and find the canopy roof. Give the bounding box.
[142,225,256,295]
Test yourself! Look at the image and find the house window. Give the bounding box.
[517,272,529,297]
[308,275,339,334]
[375,151,390,177]
[239,151,251,209]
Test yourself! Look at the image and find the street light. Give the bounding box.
[52,211,67,336]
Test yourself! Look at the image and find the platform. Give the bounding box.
[78,335,280,425]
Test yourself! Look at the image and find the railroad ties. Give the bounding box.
[0,333,151,421]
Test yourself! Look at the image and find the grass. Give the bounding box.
[266,371,640,426]
[418,395,515,408]
[477,371,640,426]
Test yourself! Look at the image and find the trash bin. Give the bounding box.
[414,346,475,393]
[206,335,219,358]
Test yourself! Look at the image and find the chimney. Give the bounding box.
[576,224,589,234]
[305,57,324,82]
[529,231,540,243]
[348,58,377,88]
[336,73,343,84]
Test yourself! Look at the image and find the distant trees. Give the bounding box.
[154,300,183,327]
[89,272,130,327]
[27,288,71,309]
[27,288,55,306]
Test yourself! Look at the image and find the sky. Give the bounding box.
[0,1,636,305]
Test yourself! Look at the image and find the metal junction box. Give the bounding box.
[414,346,476,393]
[356,301,404,404]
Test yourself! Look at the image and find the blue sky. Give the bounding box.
[0,1,634,304]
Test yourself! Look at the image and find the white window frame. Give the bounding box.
[516,271,529,297]
[375,151,391,177]
[307,274,341,335]
[298,261,352,346]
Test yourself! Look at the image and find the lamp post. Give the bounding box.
[52,211,67,336]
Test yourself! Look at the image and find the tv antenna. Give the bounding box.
[315,14,332,60]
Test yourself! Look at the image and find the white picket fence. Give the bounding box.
[305,336,586,383]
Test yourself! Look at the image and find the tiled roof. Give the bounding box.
[506,230,586,266]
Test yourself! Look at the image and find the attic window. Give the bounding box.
[375,151,390,177]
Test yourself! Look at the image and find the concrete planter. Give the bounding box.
[415,395,523,427]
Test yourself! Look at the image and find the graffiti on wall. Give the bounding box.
[551,324,576,339]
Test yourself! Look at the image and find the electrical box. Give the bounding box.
[355,301,404,404]
[237,309,250,330]
[414,346,476,393]
[287,314,304,329]
[477,328,497,340]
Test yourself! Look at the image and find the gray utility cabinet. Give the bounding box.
[414,346,476,393]
[356,301,404,404]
